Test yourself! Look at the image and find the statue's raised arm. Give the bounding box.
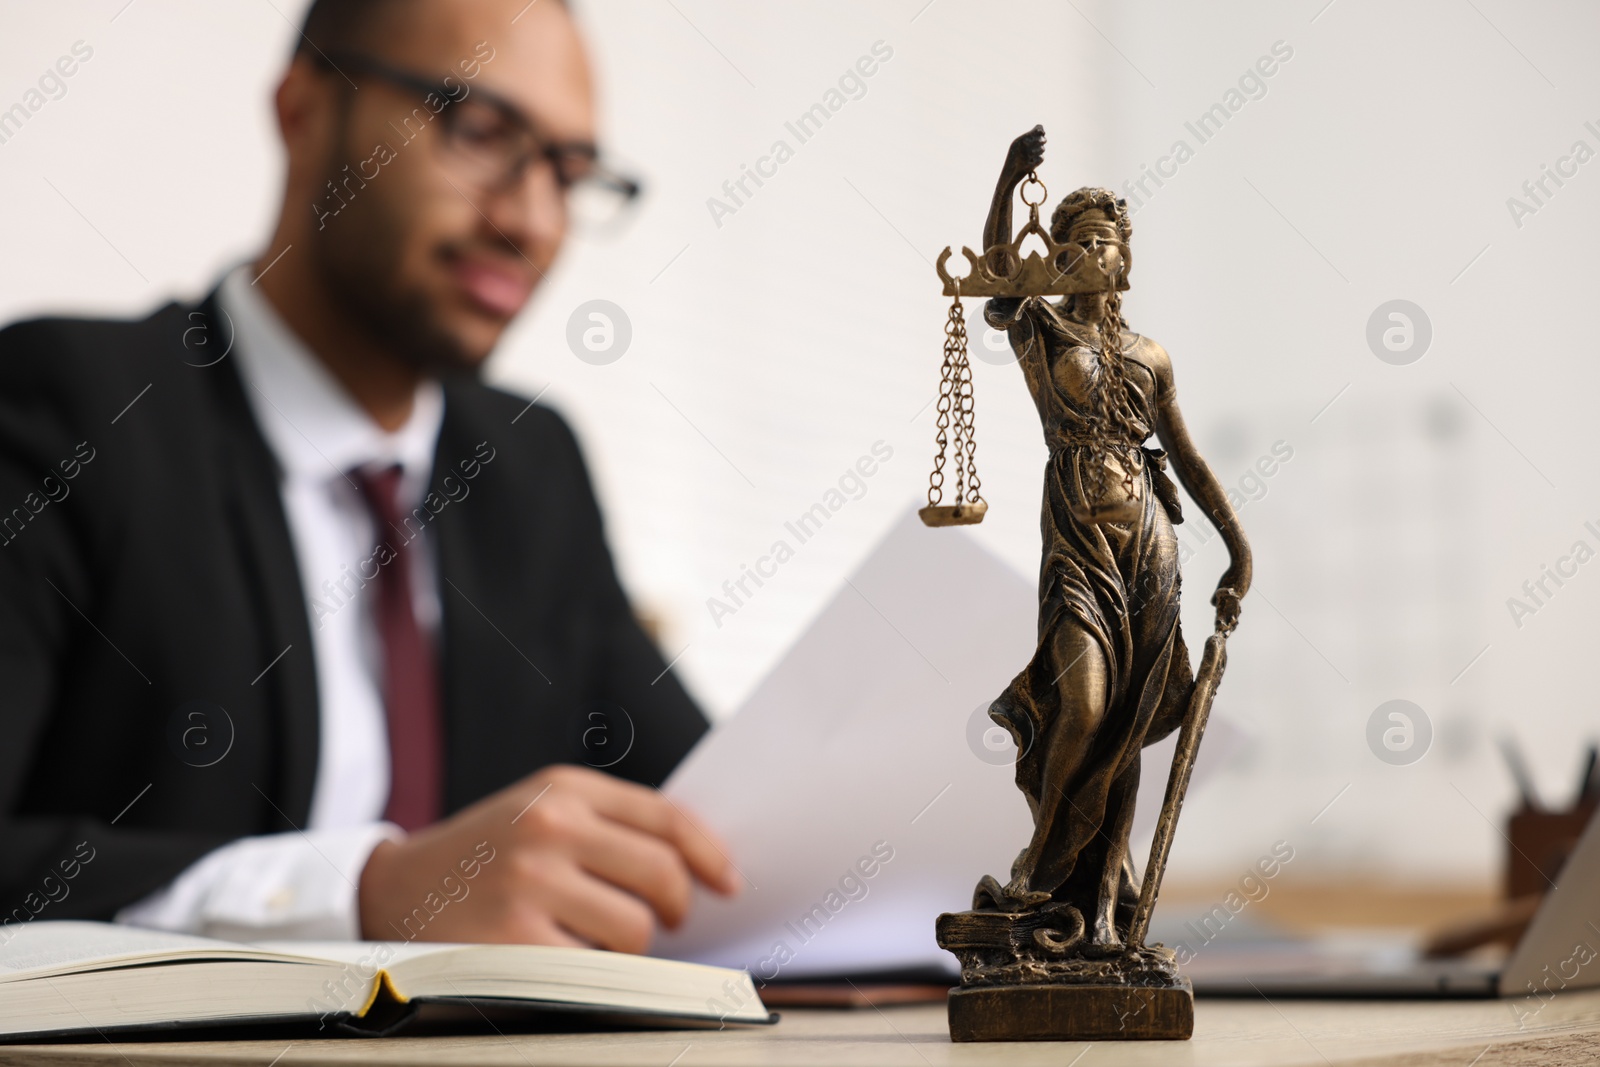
[983,125,1046,264]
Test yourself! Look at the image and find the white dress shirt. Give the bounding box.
[116,265,445,941]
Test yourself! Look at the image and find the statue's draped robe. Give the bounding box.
[985,295,1195,918]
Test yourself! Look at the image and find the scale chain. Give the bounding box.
[926,291,964,507]
[924,206,995,519]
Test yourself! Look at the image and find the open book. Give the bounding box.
[0,922,772,1039]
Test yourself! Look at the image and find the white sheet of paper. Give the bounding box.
[655,506,1237,979]
[655,508,1034,978]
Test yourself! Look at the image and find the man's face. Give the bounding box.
[303,0,594,372]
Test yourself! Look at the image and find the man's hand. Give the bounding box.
[357,764,740,952]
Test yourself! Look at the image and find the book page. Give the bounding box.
[263,941,771,1023]
[0,921,319,981]
[257,940,462,969]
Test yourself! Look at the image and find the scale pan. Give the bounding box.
[919,501,988,527]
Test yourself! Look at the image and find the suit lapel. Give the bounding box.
[195,291,321,831]
[433,392,476,814]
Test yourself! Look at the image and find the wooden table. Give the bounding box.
[4,990,1598,1067]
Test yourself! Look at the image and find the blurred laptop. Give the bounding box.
[1179,804,1600,999]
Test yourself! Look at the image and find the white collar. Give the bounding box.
[218,265,444,495]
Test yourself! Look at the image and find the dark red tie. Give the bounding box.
[350,464,443,832]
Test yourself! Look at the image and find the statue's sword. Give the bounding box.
[1127,625,1230,947]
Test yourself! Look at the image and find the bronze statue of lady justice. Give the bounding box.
[924,126,1252,1041]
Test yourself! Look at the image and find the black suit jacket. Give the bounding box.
[0,291,707,922]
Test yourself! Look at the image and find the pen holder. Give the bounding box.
[1506,799,1598,900]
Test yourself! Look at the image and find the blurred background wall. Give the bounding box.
[2,0,1596,888]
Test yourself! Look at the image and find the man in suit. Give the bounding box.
[0,0,739,952]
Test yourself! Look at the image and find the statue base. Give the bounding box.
[937,907,1193,1041]
[947,980,1192,1041]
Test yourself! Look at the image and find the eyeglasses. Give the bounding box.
[312,51,642,230]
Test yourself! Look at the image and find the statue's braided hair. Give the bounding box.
[1050,188,1144,504]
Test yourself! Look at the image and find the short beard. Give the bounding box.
[311,220,481,376]
[309,125,484,376]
